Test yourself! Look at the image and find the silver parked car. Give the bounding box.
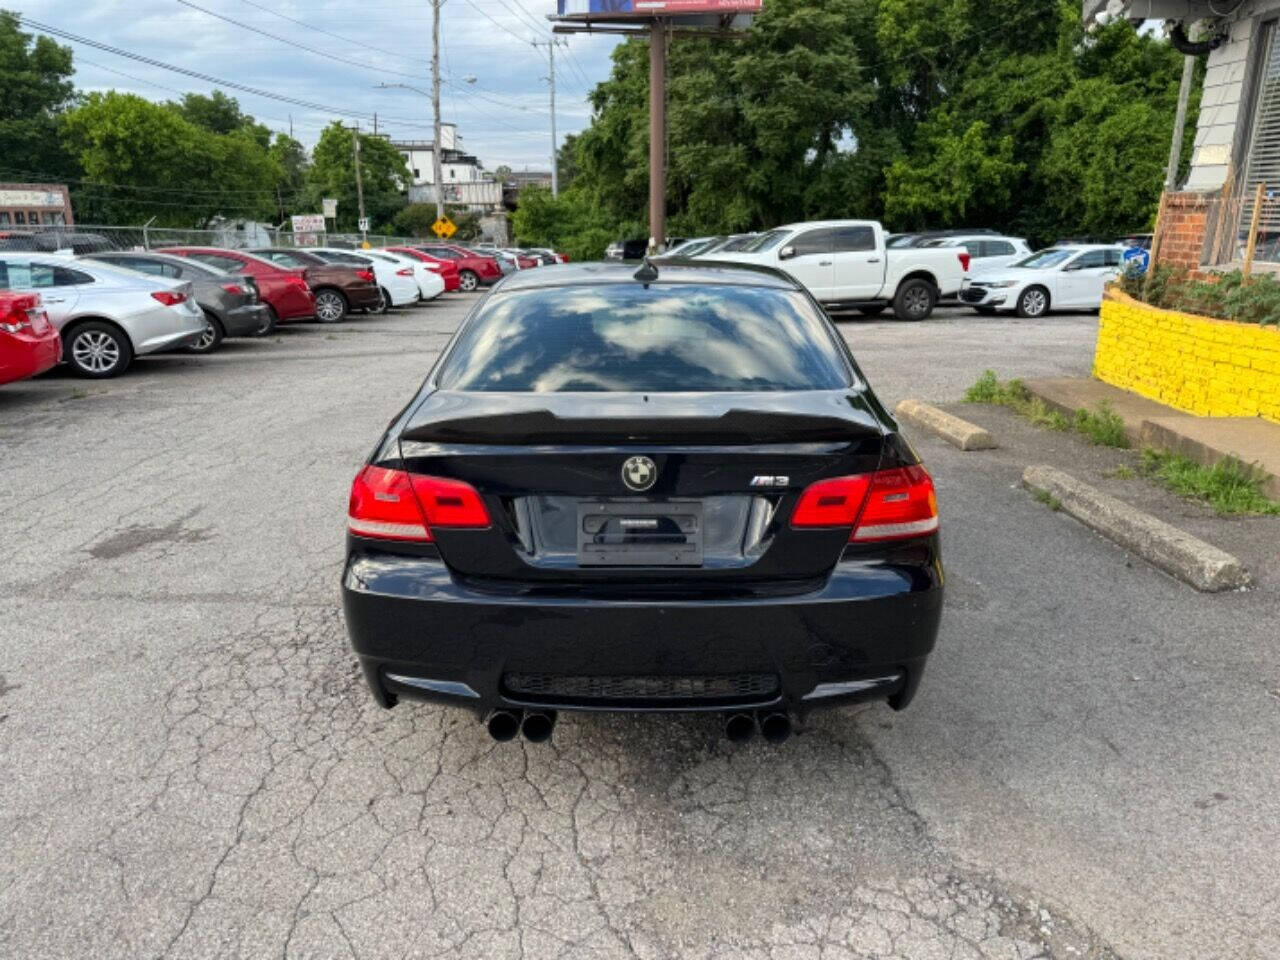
[82,250,272,353]
[0,253,205,377]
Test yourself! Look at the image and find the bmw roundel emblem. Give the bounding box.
[621,456,657,492]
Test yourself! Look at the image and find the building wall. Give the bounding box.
[1095,289,1280,422]
[1156,192,1212,271]
[0,183,74,228]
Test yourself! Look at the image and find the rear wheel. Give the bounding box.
[314,288,349,323]
[256,306,278,337]
[1016,286,1050,318]
[459,269,479,292]
[187,312,224,353]
[373,287,392,314]
[893,278,937,321]
[65,321,132,378]
[858,305,887,317]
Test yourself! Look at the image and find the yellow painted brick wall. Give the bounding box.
[1094,289,1280,423]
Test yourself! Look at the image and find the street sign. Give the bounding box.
[432,216,457,239]
[1123,246,1150,275]
[322,198,338,218]
[291,214,325,234]
[358,217,371,233]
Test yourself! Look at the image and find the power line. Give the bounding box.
[457,0,530,46]
[232,0,429,68]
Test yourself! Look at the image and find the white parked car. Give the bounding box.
[919,234,1032,273]
[307,248,421,309]
[959,245,1125,317]
[701,220,968,320]
[363,250,445,301]
[0,252,204,377]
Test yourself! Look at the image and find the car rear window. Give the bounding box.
[435,283,851,393]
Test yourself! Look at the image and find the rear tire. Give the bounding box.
[459,269,479,292]
[373,287,392,314]
[1016,286,1050,318]
[893,278,937,321]
[187,312,224,353]
[857,305,887,317]
[65,321,132,378]
[255,306,278,337]
[313,288,349,324]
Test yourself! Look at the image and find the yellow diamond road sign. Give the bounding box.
[432,216,457,239]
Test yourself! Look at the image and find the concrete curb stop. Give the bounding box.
[895,399,997,451]
[1021,464,1251,593]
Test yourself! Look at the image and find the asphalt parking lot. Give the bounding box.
[2,297,1277,960]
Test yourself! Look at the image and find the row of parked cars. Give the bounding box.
[644,224,1125,320]
[0,240,564,385]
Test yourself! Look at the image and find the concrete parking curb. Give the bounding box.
[1021,465,1251,592]
[895,399,997,451]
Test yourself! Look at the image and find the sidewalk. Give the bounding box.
[1023,377,1280,499]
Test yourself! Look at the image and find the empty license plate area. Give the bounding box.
[577,501,704,566]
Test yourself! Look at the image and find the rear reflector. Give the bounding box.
[407,474,491,528]
[791,465,939,543]
[221,282,244,295]
[348,466,432,541]
[151,290,187,306]
[348,467,491,541]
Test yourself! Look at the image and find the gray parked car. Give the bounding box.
[83,250,272,353]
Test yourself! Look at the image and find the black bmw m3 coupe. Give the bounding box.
[342,260,943,744]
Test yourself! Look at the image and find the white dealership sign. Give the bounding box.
[291,214,326,234]
[0,188,65,207]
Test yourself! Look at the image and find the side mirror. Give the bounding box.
[779,245,797,261]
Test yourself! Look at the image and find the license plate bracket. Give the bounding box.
[576,501,704,567]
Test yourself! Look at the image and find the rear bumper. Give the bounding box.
[342,546,943,717]
[0,330,61,384]
[344,284,383,310]
[220,303,270,337]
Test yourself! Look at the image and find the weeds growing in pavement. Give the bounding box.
[1073,402,1130,448]
[1033,489,1063,511]
[1138,449,1280,516]
[964,370,1105,437]
[1105,465,1136,479]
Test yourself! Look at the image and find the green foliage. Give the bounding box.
[1123,267,1280,326]
[1073,402,1130,448]
[0,11,77,181]
[511,184,616,262]
[171,91,270,148]
[393,203,440,238]
[445,207,482,242]
[60,91,279,226]
[1032,489,1063,511]
[303,122,408,231]
[1139,448,1280,516]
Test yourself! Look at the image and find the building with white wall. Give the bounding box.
[390,124,486,187]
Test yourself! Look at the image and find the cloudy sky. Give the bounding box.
[18,0,621,171]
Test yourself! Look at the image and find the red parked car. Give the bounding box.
[412,243,502,292]
[157,247,316,331]
[387,247,461,292]
[0,291,61,386]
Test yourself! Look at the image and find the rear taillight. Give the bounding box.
[347,467,491,541]
[396,267,414,276]
[286,273,310,290]
[958,252,971,272]
[0,294,40,332]
[356,269,375,283]
[221,283,244,295]
[791,466,938,543]
[424,263,442,271]
[151,290,187,306]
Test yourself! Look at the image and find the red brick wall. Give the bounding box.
[1154,191,1210,272]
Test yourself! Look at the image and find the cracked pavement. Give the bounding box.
[1,298,1277,959]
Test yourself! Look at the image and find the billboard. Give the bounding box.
[557,1,762,16]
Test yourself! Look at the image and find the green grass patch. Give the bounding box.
[1104,465,1136,479]
[1139,448,1280,516]
[1073,402,1130,448]
[965,370,1117,440]
[1032,488,1063,511]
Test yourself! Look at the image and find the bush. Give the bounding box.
[1073,402,1130,448]
[1120,266,1280,326]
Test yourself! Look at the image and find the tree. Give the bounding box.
[492,164,513,184]
[393,203,439,238]
[0,10,77,182]
[269,133,308,219]
[512,184,615,261]
[61,91,278,226]
[171,91,270,149]
[304,122,410,230]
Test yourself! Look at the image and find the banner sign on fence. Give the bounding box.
[291,214,325,234]
[557,0,761,14]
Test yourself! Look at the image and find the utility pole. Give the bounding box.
[373,112,379,137]
[534,39,560,197]
[1166,53,1196,191]
[431,0,445,220]
[352,124,367,238]
[648,18,666,253]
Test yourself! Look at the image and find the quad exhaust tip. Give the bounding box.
[486,709,522,742]
[724,712,756,743]
[758,712,792,743]
[521,710,556,743]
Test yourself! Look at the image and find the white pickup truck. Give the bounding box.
[698,220,969,320]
